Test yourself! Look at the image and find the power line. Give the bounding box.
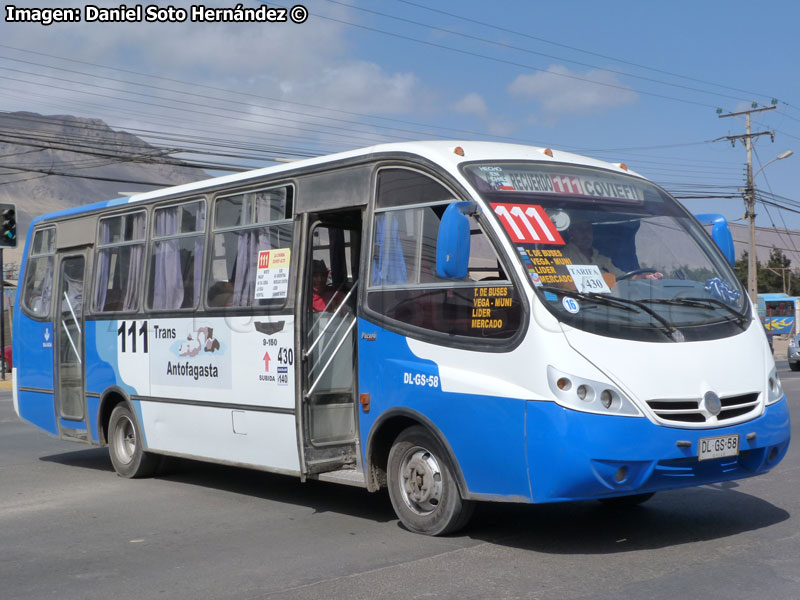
[301,10,722,110]
[318,0,765,106]
[0,43,542,143]
[0,111,327,169]
[0,67,403,146]
[387,0,782,103]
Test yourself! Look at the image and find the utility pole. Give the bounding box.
[765,266,792,294]
[718,104,776,303]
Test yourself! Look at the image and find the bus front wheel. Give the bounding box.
[387,426,474,536]
[108,404,160,478]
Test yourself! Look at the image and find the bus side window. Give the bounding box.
[21,227,56,318]
[206,185,293,308]
[367,169,521,339]
[93,211,147,313]
[147,199,206,311]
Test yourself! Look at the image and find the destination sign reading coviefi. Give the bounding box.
[472,165,644,202]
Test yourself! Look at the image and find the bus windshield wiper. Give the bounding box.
[539,286,677,337]
[638,297,748,326]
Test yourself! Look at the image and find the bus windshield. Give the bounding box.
[464,162,749,341]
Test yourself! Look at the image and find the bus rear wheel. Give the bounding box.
[108,404,160,478]
[387,426,474,536]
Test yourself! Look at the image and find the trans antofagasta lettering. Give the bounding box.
[166,361,219,381]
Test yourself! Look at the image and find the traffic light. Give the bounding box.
[0,204,16,248]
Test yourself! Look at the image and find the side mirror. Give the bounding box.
[436,201,477,279]
[694,213,735,266]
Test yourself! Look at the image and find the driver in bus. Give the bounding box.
[561,218,663,283]
[561,218,621,277]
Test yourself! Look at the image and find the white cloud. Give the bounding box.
[509,65,638,119]
[486,117,514,138]
[0,0,435,152]
[306,62,423,116]
[453,93,488,117]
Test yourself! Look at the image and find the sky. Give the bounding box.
[2,0,800,242]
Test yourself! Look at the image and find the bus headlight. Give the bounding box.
[767,367,784,405]
[547,366,642,417]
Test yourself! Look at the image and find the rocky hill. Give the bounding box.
[0,112,209,273]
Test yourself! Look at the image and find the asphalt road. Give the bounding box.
[1,361,799,600]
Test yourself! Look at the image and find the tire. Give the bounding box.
[108,404,160,478]
[598,492,655,507]
[790,362,800,372]
[387,426,474,536]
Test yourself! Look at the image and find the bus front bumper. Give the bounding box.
[525,397,791,503]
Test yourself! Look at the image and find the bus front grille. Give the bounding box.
[645,393,761,426]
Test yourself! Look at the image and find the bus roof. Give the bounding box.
[759,293,797,302]
[30,140,644,226]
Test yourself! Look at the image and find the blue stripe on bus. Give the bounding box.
[357,319,532,501]
[525,398,791,502]
[29,197,131,227]
[356,317,792,504]
[17,389,58,436]
[84,320,139,397]
[86,395,101,443]
[14,315,55,391]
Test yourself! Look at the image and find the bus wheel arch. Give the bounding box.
[98,389,159,478]
[366,411,474,535]
[97,387,131,446]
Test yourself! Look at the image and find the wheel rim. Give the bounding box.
[398,445,443,515]
[113,415,136,465]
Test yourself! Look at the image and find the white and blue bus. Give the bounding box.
[13,141,790,535]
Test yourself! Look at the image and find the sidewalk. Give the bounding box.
[772,335,789,359]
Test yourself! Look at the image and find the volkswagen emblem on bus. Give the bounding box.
[703,391,722,416]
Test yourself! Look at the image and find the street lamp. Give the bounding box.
[745,149,794,303]
[755,150,794,178]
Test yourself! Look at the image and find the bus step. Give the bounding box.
[311,468,366,488]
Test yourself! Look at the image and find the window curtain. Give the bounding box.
[193,205,206,306]
[152,207,183,310]
[94,222,111,310]
[232,201,275,306]
[371,213,407,286]
[232,228,271,306]
[122,215,146,311]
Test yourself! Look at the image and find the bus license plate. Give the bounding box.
[698,434,739,461]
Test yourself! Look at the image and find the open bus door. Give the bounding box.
[297,212,363,479]
[53,252,88,441]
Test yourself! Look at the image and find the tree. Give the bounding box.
[737,247,799,294]
[733,251,760,290]
[764,247,793,294]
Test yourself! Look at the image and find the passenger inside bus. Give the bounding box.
[207,280,233,307]
[311,259,343,312]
